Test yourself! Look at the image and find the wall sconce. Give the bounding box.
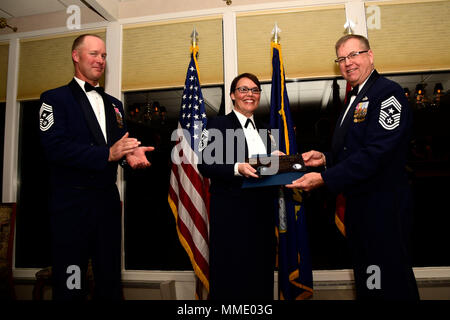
[153,101,160,113]
[415,83,424,96]
[0,17,18,32]
[404,88,410,99]
[432,83,444,108]
[433,83,443,95]
[414,83,426,108]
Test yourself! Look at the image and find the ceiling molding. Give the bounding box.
[83,0,119,21]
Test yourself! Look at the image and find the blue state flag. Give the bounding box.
[270,41,313,300]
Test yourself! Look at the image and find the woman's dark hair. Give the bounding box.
[229,72,261,96]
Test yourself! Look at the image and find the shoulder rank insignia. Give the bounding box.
[198,128,209,152]
[39,103,54,131]
[379,96,401,130]
[113,104,124,128]
[354,101,369,123]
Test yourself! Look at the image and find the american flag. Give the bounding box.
[168,46,210,299]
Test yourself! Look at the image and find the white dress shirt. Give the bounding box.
[233,110,267,176]
[74,77,107,142]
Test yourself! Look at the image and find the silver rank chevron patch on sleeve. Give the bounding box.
[379,96,401,130]
[198,128,209,152]
[39,103,54,131]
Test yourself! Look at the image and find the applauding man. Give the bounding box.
[39,34,153,300]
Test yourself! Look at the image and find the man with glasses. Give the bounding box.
[198,73,278,299]
[286,35,419,300]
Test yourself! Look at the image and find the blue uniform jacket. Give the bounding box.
[321,71,419,299]
[322,70,412,196]
[39,79,127,191]
[197,110,277,299]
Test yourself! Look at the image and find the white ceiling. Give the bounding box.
[0,0,137,20]
[0,0,89,18]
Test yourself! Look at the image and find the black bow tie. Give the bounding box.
[245,118,255,129]
[348,85,359,98]
[84,82,104,94]
[345,85,359,106]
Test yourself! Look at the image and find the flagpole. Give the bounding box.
[191,26,201,84]
[270,22,313,300]
[271,23,290,154]
[191,26,198,49]
[335,19,354,237]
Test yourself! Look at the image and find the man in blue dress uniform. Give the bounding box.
[39,34,154,300]
[287,35,419,300]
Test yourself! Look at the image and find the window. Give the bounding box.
[0,103,5,199]
[122,71,450,271]
[236,6,345,80]
[122,18,223,91]
[386,72,450,267]
[9,2,450,275]
[123,85,224,270]
[271,72,450,269]
[15,101,51,268]
[366,0,450,73]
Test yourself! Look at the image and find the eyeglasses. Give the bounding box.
[235,86,262,95]
[334,50,369,64]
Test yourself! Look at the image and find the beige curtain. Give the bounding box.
[18,31,106,101]
[367,0,450,73]
[0,43,9,102]
[122,17,223,91]
[236,6,346,81]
